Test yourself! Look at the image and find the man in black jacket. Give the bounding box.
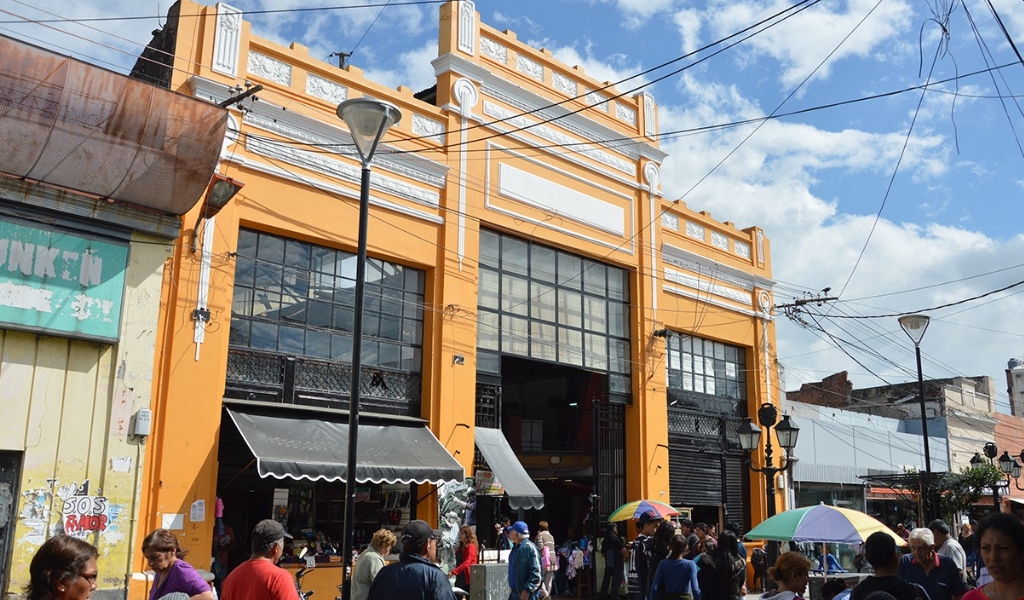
[599,522,625,600]
[368,520,455,600]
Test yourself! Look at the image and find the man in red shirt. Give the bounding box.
[222,519,299,600]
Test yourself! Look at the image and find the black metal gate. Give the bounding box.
[667,408,749,530]
[0,452,22,595]
[595,402,626,519]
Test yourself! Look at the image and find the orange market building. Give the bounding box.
[126,0,784,597]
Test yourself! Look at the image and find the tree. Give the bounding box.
[937,462,1005,523]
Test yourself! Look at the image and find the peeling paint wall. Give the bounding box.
[0,233,169,598]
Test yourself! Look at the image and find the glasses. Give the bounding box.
[909,544,932,552]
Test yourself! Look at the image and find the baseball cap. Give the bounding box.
[402,520,440,550]
[252,519,292,547]
[637,511,662,526]
[506,521,529,535]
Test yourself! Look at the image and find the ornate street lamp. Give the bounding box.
[738,403,799,566]
[336,97,402,600]
[971,443,1006,509]
[898,314,933,521]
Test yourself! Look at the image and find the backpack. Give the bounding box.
[751,548,768,569]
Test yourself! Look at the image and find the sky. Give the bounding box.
[4,0,1024,412]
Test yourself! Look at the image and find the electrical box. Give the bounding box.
[134,408,152,437]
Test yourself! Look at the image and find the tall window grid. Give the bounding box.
[229,228,425,372]
[476,229,632,399]
[666,335,746,401]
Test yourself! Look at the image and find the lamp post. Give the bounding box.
[971,443,1004,510]
[1004,450,1024,491]
[738,403,800,567]
[898,314,933,521]
[336,98,402,600]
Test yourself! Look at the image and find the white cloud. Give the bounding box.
[363,39,439,93]
[653,70,1024,397]
[615,0,675,28]
[706,0,916,88]
[673,9,703,56]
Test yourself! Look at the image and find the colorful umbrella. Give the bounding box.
[744,503,905,545]
[607,499,680,522]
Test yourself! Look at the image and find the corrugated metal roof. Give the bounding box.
[0,34,227,215]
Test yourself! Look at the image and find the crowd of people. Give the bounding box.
[24,510,1024,600]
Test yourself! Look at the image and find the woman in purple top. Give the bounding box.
[143,529,215,600]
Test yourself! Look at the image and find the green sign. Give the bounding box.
[0,219,128,341]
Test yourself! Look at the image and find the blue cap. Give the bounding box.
[506,521,529,535]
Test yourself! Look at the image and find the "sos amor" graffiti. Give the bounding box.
[62,495,109,533]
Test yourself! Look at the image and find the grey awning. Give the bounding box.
[227,409,464,485]
[475,427,544,510]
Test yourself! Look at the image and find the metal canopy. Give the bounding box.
[227,409,464,485]
[475,427,545,510]
[0,35,227,215]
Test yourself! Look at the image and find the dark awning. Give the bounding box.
[475,427,544,510]
[227,409,464,485]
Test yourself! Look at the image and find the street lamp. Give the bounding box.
[336,97,402,600]
[970,443,1004,509]
[1005,450,1024,491]
[898,314,933,521]
[739,403,800,566]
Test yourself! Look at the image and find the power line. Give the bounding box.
[0,1,448,25]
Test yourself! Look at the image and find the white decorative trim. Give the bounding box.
[663,284,764,319]
[585,88,609,111]
[735,241,751,260]
[661,213,678,231]
[212,3,243,77]
[458,1,476,55]
[483,101,632,174]
[664,266,751,305]
[305,74,348,104]
[412,114,445,144]
[616,103,637,126]
[711,232,730,251]
[516,55,543,80]
[644,93,657,137]
[247,51,292,86]
[480,38,507,63]
[552,72,576,96]
[757,230,765,265]
[434,54,669,163]
[245,134,440,208]
[178,74,451,187]
[452,78,479,118]
[497,163,625,236]
[222,154,444,225]
[643,162,660,195]
[484,142,635,256]
[238,110,445,188]
[661,243,776,290]
[685,221,705,240]
[224,113,240,151]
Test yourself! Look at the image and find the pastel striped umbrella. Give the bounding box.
[607,499,680,522]
[745,503,905,545]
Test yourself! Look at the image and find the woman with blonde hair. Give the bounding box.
[352,528,397,600]
[450,525,479,595]
[142,529,215,600]
[759,551,813,600]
